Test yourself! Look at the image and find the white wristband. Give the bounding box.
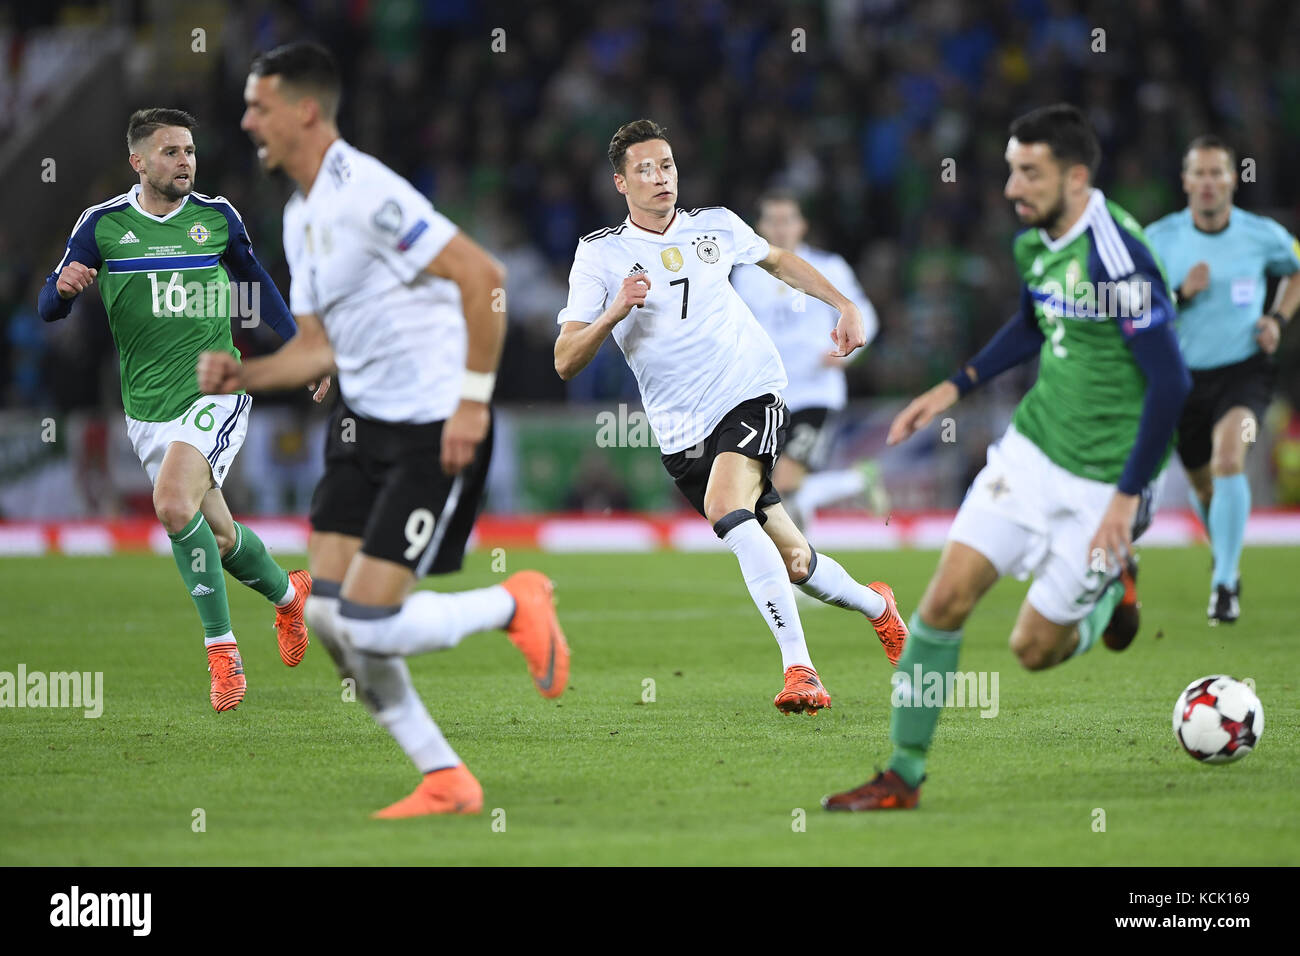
[461,369,495,403]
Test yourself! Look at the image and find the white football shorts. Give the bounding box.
[947,423,1118,625]
[126,393,251,489]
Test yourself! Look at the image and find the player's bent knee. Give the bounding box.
[153,493,196,535]
[704,497,745,527]
[1009,629,1053,671]
[1210,453,1245,477]
[1010,637,1047,671]
[920,580,975,631]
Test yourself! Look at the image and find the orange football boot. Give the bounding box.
[867,581,909,666]
[502,571,569,699]
[206,641,246,712]
[822,769,922,811]
[1102,558,1140,651]
[774,664,831,714]
[273,569,312,666]
[372,764,484,819]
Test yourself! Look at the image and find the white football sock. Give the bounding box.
[340,586,516,656]
[204,631,235,647]
[716,510,812,670]
[354,652,460,773]
[305,587,358,679]
[794,468,867,516]
[275,577,295,608]
[797,550,887,619]
[309,584,458,772]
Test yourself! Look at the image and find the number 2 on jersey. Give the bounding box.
[1043,311,1068,358]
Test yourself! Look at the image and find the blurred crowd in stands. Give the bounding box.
[4,0,1300,416]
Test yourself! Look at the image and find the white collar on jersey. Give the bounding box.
[127,183,191,223]
[626,207,680,237]
[1037,187,1108,253]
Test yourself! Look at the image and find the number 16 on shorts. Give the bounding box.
[125,393,252,489]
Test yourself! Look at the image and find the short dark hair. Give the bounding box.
[250,42,341,120]
[1183,134,1237,171]
[127,108,197,152]
[608,119,671,174]
[1008,103,1101,178]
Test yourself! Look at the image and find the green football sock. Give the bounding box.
[1071,577,1125,659]
[220,522,291,605]
[169,512,233,639]
[887,612,962,788]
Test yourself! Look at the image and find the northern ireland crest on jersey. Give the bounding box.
[692,236,720,263]
[188,222,209,244]
[661,247,684,272]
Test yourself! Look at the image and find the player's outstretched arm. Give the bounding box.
[197,312,334,395]
[889,287,1045,446]
[554,276,649,380]
[758,246,865,357]
[887,381,960,446]
[426,231,507,474]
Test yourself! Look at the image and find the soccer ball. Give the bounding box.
[1172,675,1264,763]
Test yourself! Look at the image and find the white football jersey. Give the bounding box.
[283,139,462,423]
[730,243,877,413]
[557,206,787,453]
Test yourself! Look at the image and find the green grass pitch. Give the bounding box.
[1,545,1296,865]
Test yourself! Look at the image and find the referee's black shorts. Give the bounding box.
[1176,351,1275,471]
[309,401,493,577]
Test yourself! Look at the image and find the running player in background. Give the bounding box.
[201,42,568,818]
[37,107,321,712]
[555,119,908,716]
[1145,135,1300,624]
[731,191,888,530]
[824,104,1192,811]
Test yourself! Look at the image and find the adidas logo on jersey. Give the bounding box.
[628,262,647,276]
[190,583,216,596]
[119,230,140,244]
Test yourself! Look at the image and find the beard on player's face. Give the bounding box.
[1018,185,1067,229]
[146,168,193,201]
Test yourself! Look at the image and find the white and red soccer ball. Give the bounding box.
[1173,675,1264,764]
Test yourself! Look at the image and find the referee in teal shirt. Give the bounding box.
[1146,135,1300,624]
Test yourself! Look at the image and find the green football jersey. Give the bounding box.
[41,186,295,422]
[1009,190,1174,485]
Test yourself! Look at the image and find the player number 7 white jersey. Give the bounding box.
[557,206,787,453]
